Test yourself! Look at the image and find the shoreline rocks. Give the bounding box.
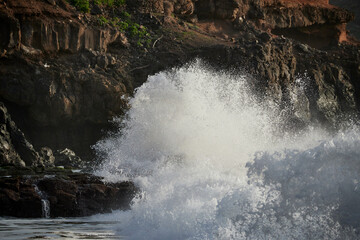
[1,102,136,219]
[0,169,137,218]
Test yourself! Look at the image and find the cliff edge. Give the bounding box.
[0,0,359,160]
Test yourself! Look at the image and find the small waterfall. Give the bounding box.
[41,199,50,219]
[33,184,50,218]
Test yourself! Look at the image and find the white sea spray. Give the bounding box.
[94,61,360,240]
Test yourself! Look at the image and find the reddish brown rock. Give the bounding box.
[131,0,353,47]
[0,0,127,53]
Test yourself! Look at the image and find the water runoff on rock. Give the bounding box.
[33,183,50,219]
[94,60,360,240]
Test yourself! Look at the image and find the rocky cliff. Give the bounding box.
[1,101,137,218]
[330,0,360,39]
[0,0,359,161]
[1,102,43,167]
[133,0,354,47]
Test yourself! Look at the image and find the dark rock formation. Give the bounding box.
[0,50,129,159]
[198,28,360,127]
[0,172,137,218]
[0,102,90,169]
[0,102,42,167]
[0,0,130,158]
[54,148,84,168]
[0,101,137,218]
[0,176,43,218]
[39,147,55,167]
[0,0,359,160]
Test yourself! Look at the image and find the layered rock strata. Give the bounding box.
[0,0,126,53]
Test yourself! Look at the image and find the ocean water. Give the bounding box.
[93,61,360,240]
[2,61,359,239]
[0,216,122,239]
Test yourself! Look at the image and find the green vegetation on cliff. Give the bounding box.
[67,0,150,47]
[69,0,90,13]
[98,13,152,47]
[69,0,126,13]
[94,0,126,7]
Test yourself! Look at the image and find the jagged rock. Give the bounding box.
[9,123,42,167]
[0,174,137,218]
[0,102,42,167]
[54,148,84,168]
[0,104,24,167]
[39,147,55,168]
[199,33,360,127]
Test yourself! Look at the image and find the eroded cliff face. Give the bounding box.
[0,0,127,53]
[0,0,359,160]
[0,0,132,157]
[199,34,360,127]
[0,0,129,132]
[133,0,354,48]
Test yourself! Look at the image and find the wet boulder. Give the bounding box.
[39,147,55,167]
[54,148,85,168]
